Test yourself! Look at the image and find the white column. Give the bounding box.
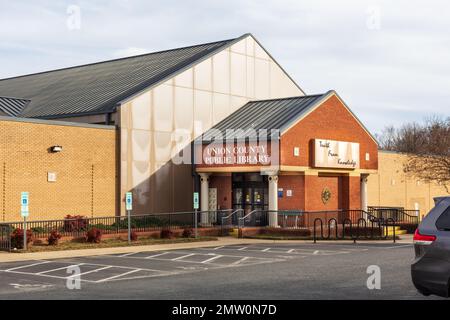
[199,173,210,225]
[361,175,368,218]
[268,173,278,227]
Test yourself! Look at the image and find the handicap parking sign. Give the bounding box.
[21,192,29,218]
[126,192,133,211]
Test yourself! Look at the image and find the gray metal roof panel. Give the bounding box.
[201,94,326,142]
[0,96,31,116]
[0,36,245,119]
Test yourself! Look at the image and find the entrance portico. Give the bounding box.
[194,91,379,227]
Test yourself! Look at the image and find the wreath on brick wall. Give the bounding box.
[321,187,331,204]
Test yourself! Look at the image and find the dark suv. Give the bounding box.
[412,196,450,297]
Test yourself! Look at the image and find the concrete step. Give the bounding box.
[385,229,408,236]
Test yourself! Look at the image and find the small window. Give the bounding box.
[436,206,450,230]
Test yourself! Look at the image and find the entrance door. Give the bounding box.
[232,173,268,214]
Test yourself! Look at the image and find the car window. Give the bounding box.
[436,206,450,230]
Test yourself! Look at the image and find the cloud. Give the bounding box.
[0,0,449,134]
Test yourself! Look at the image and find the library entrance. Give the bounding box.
[232,173,268,214]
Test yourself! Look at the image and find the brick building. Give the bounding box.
[0,33,447,222]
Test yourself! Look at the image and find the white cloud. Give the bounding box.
[0,0,449,133]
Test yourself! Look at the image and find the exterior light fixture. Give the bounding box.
[50,145,63,153]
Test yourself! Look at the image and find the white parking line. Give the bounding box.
[96,269,142,283]
[201,255,223,264]
[37,263,84,275]
[4,261,51,272]
[262,248,271,252]
[118,252,137,257]
[287,249,295,253]
[212,246,224,250]
[231,257,249,265]
[67,266,113,278]
[237,247,248,251]
[144,252,171,259]
[171,254,195,261]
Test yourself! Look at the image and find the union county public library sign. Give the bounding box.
[195,140,277,168]
[195,137,360,171]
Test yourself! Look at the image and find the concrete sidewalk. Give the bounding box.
[0,235,412,263]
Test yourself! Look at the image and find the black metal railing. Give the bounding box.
[0,224,11,252]
[368,207,419,227]
[2,210,234,242]
[313,215,398,243]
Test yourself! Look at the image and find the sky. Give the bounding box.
[0,0,449,135]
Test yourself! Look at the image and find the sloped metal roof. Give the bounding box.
[0,35,247,119]
[201,93,326,143]
[0,96,31,117]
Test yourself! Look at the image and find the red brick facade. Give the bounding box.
[280,94,378,170]
[197,92,378,214]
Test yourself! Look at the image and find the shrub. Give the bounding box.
[11,228,33,249]
[160,228,174,239]
[182,228,194,238]
[86,228,102,243]
[130,231,138,241]
[64,215,88,232]
[47,230,62,246]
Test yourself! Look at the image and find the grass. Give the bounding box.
[12,236,218,253]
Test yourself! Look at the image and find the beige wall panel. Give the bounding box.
[194,90,213,131]
[153,84,173,132]
[246,57,255,99]
[153,162,173,212]
[230,52,246,97]
[131,130,151,162]
[254,41,270,60]
[131,91,151,130]
[120,102,131,129]
[231,38,246,55]
[230,96,249,113]
[213,50,230,94]
[213,93,231,125]
[254,59,270,99]
[132,161,150,187]
[174,86,194,131]
[270,61,302,98]
[194,58,212,91]
[175,68,193,88]
[120,128,128,162]
[153,131,173,163]
[246,37,255,57]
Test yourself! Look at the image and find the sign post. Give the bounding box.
[21,192,29,250]
[125,192,133,244]
[193,192,199,238]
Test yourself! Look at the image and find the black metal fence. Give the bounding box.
[0,210,235,249]
[0,224,11,252]
[368,206,419,229]
[313,216,397,243]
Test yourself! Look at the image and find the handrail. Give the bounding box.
[220,209,243,226]
[238,209,260,228]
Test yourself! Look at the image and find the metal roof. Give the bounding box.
[201,93,326,143]
[0,35,248,119]
[0,96,31,117]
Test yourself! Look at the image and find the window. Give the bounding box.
[436,206,450,230]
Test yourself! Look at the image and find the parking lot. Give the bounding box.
[0,242,444,299]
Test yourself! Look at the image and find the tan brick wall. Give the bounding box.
[0,118,117,222]
[367,151,449,218]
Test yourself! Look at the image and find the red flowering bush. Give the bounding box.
[64,215,88,232]
[182,228,194,238]
[47,230,62,246]
[86,228,102,243]
[160,228,174,239]
[130,231,138,241]
[11,228,33,249]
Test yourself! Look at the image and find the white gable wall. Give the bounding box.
[119,35,304,214]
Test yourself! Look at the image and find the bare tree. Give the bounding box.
[378,116,450,193]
